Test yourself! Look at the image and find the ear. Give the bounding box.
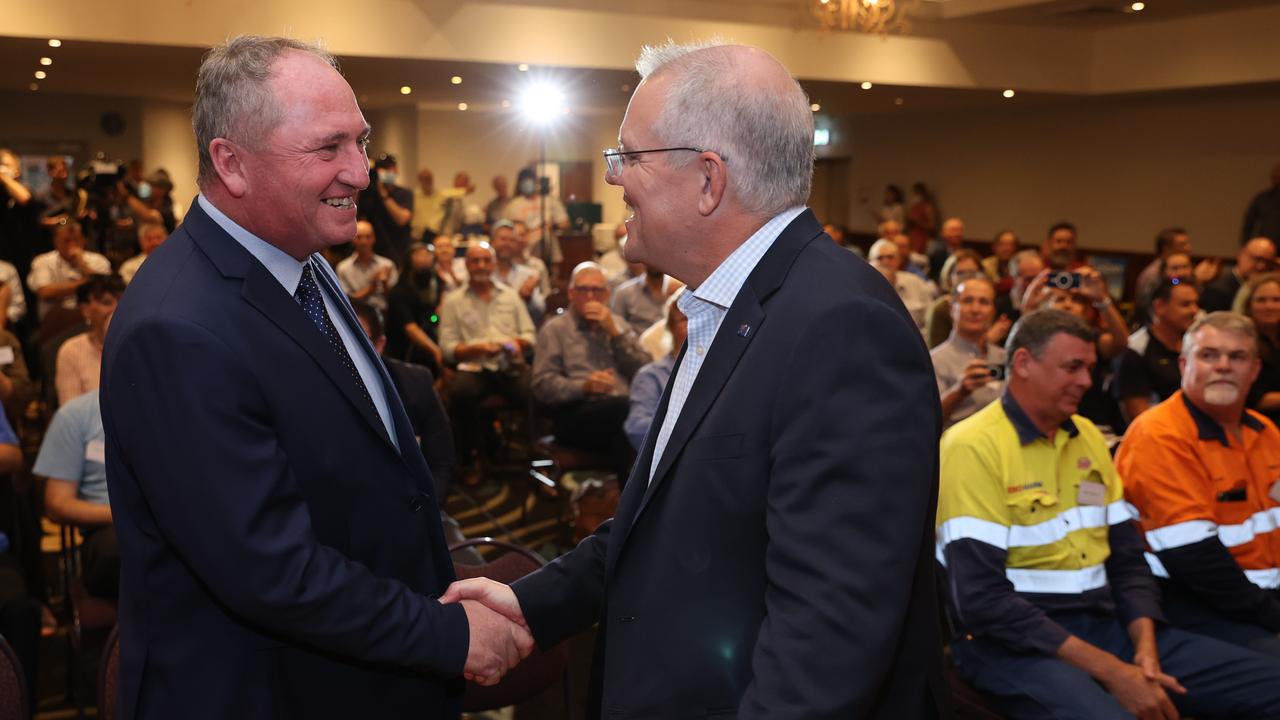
[696,151,729,217]
[209,138,249,198]
[1178,353,1186,376]
[374,336,387,355]
[1011,347,1034,380]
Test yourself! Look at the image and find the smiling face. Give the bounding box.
[228,51,370,258]
[1249,280,1280,328]
[1152,284,1200,335]
[1013,333,1096,425]
[951,278,996,340]
[1163,252,1193,279]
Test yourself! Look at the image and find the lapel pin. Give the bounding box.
[738,324,751,337]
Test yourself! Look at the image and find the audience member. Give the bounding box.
[905,181,938,254]
[1201,237,1277,313]
[928,216,966,280]
[384,242,444,369]
[938,308,1280,719]
[336,219,399,312]
[26,220,111,320]
[411,168,444,243]
[532,263,648,480]
[511,220,551,295]
[995,249,1045,324]
[484,174,510,229]
[932,276,1006,428]
[0,409,39,705]
[55,274,122,406]
[982,230,1019,296]
[1242,162,1280,245]
[0,148,42,294]
[36,156,84,232]
[862,183,905,227]
[440,172,485,238]
[926,249,989,349]
[869,238,933,333]
[142,169,180,234]
[1117,312,1280,663]
[361,153,413,261]
[0,258,24,328]
[598,224,631,287]
[36,390,117,598]
[432,233,466,290]
[625,292,686,450]
[118,221,168,284]
[1114,277,1199,425]
[490,220,545,323]
[501,167,568,268]
[0,324,34,425]
[1041,221,1082,271]
[1236,272,1280,425]
[611,261,678,335]
[890,231,929,280]
[1135,227,1192,303]
[438,242,535,479]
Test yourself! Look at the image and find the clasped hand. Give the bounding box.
[442,578,533,686]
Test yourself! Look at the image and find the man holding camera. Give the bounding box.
[933,274,1007,428]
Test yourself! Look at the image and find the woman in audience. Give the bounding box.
[905,181,938,254]
[862,184,905,228]
[926,250,989,349]
[1235,272,1280,425]
[432,233,466,290]
[385,243,445,372]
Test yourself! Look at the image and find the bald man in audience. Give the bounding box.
[533,263,649,481]
[928,217,965,280]
[870,238,933,332]
[1201,237,1277,313]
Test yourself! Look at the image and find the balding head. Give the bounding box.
[1238,237,1278,281]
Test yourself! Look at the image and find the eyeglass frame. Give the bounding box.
[569,284,609,296]
[602,146,725,178]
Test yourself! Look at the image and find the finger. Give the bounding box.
[1157,690,1179,720]
[1157,673,1187,695]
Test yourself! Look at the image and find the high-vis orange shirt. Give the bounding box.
[1116,391,1280,589]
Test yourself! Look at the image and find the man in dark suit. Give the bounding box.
[100,36,529,719]
[444,41,947,718]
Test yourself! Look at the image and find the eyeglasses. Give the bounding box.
[571,285,608,296]
[602,146,722,179]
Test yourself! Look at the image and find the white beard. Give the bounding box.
[1203,383,1240,406]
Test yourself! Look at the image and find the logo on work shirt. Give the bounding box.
[1008,481,1044,494]
[1077,457,1092,470]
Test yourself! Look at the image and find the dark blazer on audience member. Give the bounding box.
[1199,270,1242,313]
[100,200,467,719]
[512,210,948,718]
[385,356,455,497]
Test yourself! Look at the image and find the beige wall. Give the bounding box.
[837,86,1280,258]
[140,100,197,206]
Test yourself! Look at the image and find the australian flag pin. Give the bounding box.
[737,324,751,337]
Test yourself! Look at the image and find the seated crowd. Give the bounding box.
[6,144,1280,717]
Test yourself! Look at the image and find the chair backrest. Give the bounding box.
[449,538,572,718]
[0,634,28,720]
[98,624,120,720]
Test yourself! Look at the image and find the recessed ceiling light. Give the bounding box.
[894,97,904,106]
[34,70,46,80]
[400,85,412,95]
[451,75,462,85]
[48,39,61,48]
[1002,89,1016,98]
[810,103,821,112]
[29,82,39,91]
[861,81,873,90]
[1130,2,1145,10]
[517,63,529,72]
[500,99,511,108]
[40,57,53,66]
[457,102,468,111]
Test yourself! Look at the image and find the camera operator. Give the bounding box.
[0,149,40,284]
[358,154,413,263]
[933,274,1007,428]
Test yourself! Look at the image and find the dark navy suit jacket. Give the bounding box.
[513,210,949,719]
[101,199,467,719]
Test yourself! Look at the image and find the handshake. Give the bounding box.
[442,578,533,686]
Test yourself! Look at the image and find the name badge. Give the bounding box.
[0,346,13,366]
[85,440,105,464]
[1078,480,1107,506]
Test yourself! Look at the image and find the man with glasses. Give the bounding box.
[1117,312,1280,661]
[531,262,649,482]
[444,39,945,718]
[1202,237,1277,312]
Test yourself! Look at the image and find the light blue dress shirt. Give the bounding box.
[197,195,399,450]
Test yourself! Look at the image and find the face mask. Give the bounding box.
[137,181,152,200]
[518,179,535,195]
[378,171,398,186]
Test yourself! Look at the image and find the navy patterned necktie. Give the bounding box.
[295,261,378,418]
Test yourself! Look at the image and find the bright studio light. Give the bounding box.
[519,83,567,126]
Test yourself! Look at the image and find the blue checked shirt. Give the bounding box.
[648,206,806,484]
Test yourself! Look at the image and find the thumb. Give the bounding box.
[439,579,482,604]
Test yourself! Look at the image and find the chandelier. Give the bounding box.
[814,0,915,36]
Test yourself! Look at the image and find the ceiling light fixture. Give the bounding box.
[893,97,904,106]
[814,0,916,36]
[1130,2,1145,10]
[40,57,53,66]
[517,63,530,72]
[519,82,567,126]
[400,85,412,95]
[29,83,39,91]
[1002,89,1016,98]
[810,103,822,112]
[458,102,469,111]
[861,81,873,90]
[48,39,62,48]
[451,75,462,85]
[34,70,46,80]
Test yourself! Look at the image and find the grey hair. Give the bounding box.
[193,35,338,188]
[1008,248,1043,278]
[635,39,814,217]
[1004,309,1096,370]
[868,238,897,259]
[570,261,606,284]
[1182,311,1258,358]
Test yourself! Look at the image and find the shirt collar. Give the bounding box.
[198,194,306,294]
[689,206,806,310]
[1001,390,1079,445]
[947,335,987,357]
[1179,390,1264,447]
